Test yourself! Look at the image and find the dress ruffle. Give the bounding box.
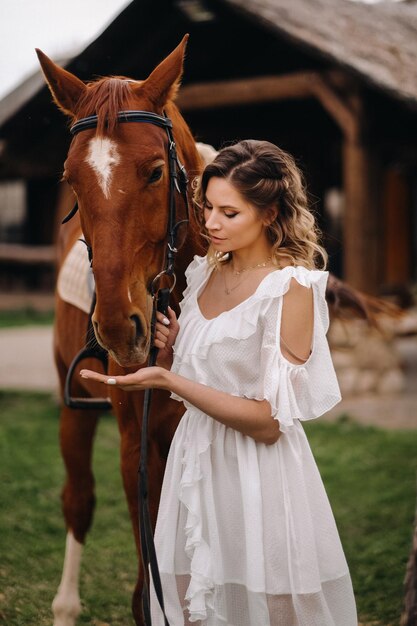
[178,255,207,310]
[176,259,328,355]
[179,413,217,620]
[172,257,341,432]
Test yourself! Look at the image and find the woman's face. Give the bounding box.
[203,177,269,254]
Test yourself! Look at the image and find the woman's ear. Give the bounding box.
[262,205,278,227]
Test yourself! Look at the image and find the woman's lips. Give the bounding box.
[210,236,226,242]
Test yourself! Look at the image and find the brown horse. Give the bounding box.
[37,37,204,626]
[37,37,396,626]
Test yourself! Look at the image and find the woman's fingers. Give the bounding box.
[154,327,170,351]
[80,369,119,385]
[167,307,179,329]
[155,323,169,338]
[156,311,171,326]
[80,369,138,385]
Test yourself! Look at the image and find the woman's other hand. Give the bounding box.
[79,366,169,391]
[154,306,180,369]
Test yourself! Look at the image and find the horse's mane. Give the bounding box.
[74,77,139,135]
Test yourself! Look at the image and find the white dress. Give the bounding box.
[150,255,357,626]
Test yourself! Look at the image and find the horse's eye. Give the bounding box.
[148,167,163,184]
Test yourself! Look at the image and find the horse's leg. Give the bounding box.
[52,404,100,626]
[116,398,144,625]
[52,299,104,626]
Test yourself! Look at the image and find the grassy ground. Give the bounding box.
[304,415,417,625]
[0,392,416,625]
[0,309,54,328]
[0,391,136,625]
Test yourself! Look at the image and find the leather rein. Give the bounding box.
[62,110,190,625]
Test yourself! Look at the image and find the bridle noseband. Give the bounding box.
[62,109,191,626]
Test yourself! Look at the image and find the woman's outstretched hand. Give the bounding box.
[79,366,168,391]
[154,306,180,369]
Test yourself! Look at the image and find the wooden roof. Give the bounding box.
[1,0,417,180]
[221,0,417,106]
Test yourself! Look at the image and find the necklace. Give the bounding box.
[222,257,273,295]
[232,256,272,276]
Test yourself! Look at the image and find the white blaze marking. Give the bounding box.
[86,137,120,199]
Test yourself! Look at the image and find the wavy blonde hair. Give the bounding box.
[193,140,328,270]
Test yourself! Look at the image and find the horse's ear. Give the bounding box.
[36,49,87,117]
[140,35,189,107]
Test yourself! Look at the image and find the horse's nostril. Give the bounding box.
[130,314,143,341]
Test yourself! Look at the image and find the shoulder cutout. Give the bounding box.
[280,277,314,364]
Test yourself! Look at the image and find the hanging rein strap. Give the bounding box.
[62,110,190,625]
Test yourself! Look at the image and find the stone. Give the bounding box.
[377,368,406,394]
[337,367,358,396]
[331,349,355,370]
[356,369,378,393]
[354,336,400,371]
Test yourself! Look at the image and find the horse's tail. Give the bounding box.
[326,273,403,331]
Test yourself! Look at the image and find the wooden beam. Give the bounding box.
[310,75,359,143]
[178,71,359,142]
[177,73,316,111]
[0,243,56,265]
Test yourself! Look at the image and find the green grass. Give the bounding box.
[0,394,416,625]
[304,415,417,625]
[0,309,54,328]
[0,391,136,625]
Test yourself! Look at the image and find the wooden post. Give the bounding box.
[342,137,380,293]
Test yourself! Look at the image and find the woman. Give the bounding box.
[81,140,357,625]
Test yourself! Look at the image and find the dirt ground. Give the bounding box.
[1,324,416,429]
[0,326,58,393]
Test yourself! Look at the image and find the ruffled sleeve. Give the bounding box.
[254,267,341,433]
[178,255,208,310]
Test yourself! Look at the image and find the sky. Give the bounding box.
[0,0,131,101]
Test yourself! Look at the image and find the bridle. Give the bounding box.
[62,109,190,625]
[63,110,189,409]
[64,110,189,281]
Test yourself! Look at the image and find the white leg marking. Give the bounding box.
[86,137,120,199]
[52,531,83,626]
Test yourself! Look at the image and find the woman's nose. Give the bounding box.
[205,211,220,230]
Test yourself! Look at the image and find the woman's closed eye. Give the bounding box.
[204,203,238,219]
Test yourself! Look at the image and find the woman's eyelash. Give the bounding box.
[204,204,237,218]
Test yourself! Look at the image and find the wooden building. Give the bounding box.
[1,0,416,295]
